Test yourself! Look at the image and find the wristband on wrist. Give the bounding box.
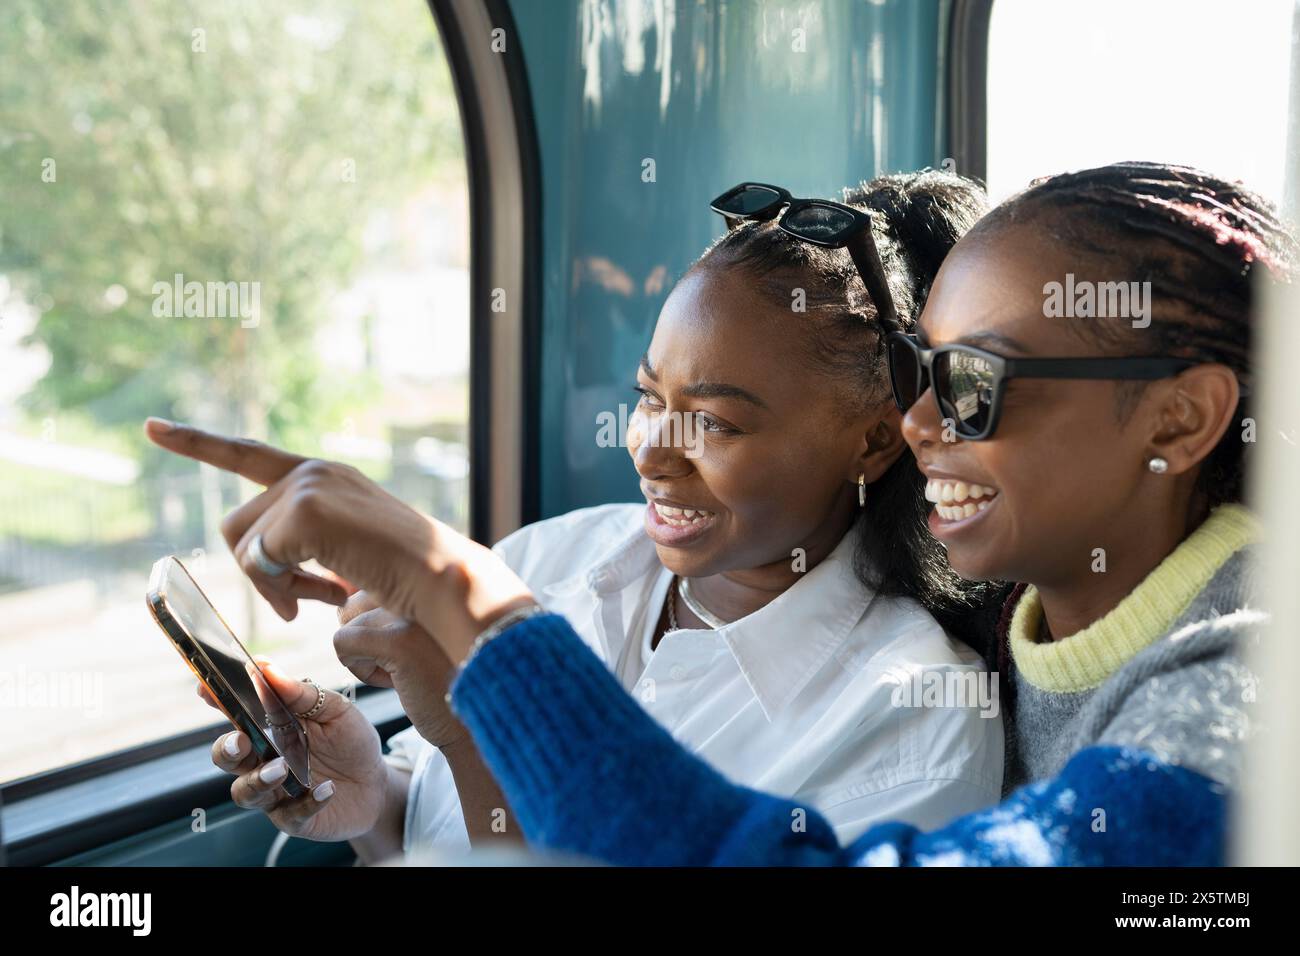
[445,603,546,706]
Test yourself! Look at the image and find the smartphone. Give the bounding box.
[147,556,311,796]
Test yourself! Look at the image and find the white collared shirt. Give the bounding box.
[386,504,1003,854]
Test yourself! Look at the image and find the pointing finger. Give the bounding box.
[145,419,307,487]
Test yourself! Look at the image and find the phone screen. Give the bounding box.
[149,557,310,788]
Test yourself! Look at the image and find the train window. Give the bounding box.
[0,1,468,784]
[986,0,1294,203]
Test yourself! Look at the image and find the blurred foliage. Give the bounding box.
[0,0,463,472]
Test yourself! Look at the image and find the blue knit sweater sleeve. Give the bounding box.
[450,613,1228,866]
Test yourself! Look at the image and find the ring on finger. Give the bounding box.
[294,678,326,720]
[249,533,293,578]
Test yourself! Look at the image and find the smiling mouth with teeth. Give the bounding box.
[652,502,716,527]
[924,479,999,521]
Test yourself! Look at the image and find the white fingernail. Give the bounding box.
[259,758,287,784]
[223,733,242,758]
[312,780,335,802]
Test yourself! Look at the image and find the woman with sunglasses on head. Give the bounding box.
[147,161,1286,866]
[156,170,1010,861]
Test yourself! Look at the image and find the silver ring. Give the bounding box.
[248,533,292,577]
[293,678,326,720]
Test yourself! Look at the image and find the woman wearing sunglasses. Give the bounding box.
[146,161,1286,866]
[155,170,1010,859]
[444,161,1284,864]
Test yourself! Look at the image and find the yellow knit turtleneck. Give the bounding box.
[1009,503,1259,694]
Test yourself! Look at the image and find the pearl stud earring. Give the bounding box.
[1148,456,1169,474]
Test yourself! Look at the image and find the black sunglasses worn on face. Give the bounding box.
[709,182,900,329]
[885,331,1198,441]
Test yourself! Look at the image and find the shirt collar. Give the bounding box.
[718,530,871,721]
[577,514,873,721]
[581,516,662,595]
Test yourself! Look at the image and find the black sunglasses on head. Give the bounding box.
[709,182,900,329]
[885,331,1198,441]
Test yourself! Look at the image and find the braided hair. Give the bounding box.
[688,169,999,640]
[975,161,1297,509]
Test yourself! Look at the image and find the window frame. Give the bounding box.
[943,0,994,184]
[432,0,543,546]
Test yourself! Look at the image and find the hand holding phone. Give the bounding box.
[147,556,312,795]
[149,556,394,843]
[204,661,395,845]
